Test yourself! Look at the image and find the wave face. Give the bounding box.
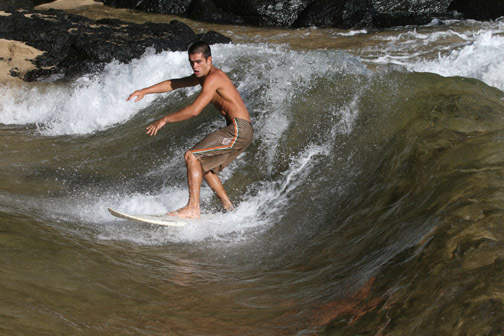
[2,34,504,334]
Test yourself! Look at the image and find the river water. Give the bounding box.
[2,6,504,335]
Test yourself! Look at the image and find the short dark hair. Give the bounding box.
[188,41,211,59]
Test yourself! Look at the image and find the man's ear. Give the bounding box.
[207,56,213,64]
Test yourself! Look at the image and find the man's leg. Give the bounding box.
[203,170,234,211]
[168,151,202,219]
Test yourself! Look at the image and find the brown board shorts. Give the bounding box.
[189,118,254,173]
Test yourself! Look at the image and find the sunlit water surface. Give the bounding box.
[2,5,504,335]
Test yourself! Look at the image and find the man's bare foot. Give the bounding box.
[167,206,200,219]
[222,201,234,212]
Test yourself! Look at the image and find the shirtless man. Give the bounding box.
[127,41,253,219]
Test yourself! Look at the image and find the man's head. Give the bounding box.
[188,41,212,78]
[188,41,211,59]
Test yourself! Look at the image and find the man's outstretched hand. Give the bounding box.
[146,118,167,136]
[127,89,146,102]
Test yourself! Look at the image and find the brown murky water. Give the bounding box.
[2,3,504,335]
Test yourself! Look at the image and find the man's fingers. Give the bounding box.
[126,91,144,102]
[146,124,158,136]
[146,118,166,136]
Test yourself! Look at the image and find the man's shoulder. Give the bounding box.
[204,67,229,85]
[209,67,228,78]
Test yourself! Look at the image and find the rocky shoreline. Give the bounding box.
[0,0,231,82]
[99,0,504,28]
[1,0,503,83]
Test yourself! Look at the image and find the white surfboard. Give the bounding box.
[108,208,215,227]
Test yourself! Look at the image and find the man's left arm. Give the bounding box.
[146,77,219,136]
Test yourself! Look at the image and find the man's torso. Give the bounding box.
[200,68,251,123]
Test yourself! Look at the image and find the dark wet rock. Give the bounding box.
[212,0,310,26]
[0,0,34,11]
[294,0,375,29]
[0,6,231,82]
[103,0,192,15]
[448,0,504,21]
[195,30,234,45]
[98,0,504,28]
[188,0,245,25]
[365,0,455,28]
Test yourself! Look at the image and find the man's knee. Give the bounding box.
[184,150,197,163]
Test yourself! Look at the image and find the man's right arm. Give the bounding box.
[126,76,199,102]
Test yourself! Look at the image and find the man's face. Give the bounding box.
[189,53,212,78]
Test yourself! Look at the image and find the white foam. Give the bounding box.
[3,43,366,245]
[91,144,331,245]
[217,44,368,170]
[47,135,343,245]
[58,185,268,244]
[336,29,368,36]
[358,20,504,91]
[241,143,330,216]
[0,48,193,135]
[0,44,365,137]
[407,31,504,91]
